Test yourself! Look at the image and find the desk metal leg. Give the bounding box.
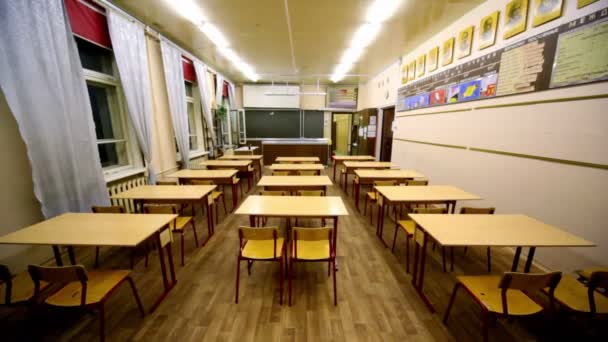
[511,247,522,271]
[148,228,177,313]
[355,181,361,211]
[67,246,76,265]
[52,246,63,266]
[376,200,388,247]
[201,195,214,246]
[334,217,339,271]
[411,229,436,312]
[232,182,238,212]
[333,162,337,180]
[523,247,536,273]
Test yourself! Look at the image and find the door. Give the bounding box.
[380,107,395,161]
[332,113,351,155]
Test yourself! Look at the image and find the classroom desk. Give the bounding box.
[257,175,332,193]
[331,155,376,180]
[166,169,240,211]
[275,156,321,163]
[112,185,217,245]
[353,169,425,210]
[198,160,254,191]
[341,161,395,193]
[373,185,480,247]
[268,163,325,175]
[408,214,595,312]
[0,213,178,312]
[219,155,263,179]
[235,196,348,258]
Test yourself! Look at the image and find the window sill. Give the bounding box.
[189,150,209,159]
[104,167,146,184]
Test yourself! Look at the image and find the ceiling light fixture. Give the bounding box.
[166,0,258,81]
[330,0,402,83]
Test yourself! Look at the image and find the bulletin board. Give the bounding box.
[397,6,608,112]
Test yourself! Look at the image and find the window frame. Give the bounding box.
[178,80,207,160]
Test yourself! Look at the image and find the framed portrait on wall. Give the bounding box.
[457,25,475,59]
[441,37,455,66]
[479,11,499,50]
[532,0,563,27]
[416,54,426,77]
[400,63,408,84]
[428,47,439,72]
[408,60,416,81]
[504,0,528,39]
[577,0,598,9]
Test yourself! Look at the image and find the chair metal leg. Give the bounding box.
[443,282,461,324]
[222,195,227,215]
[363,197,368,216]
[99,303,106,342]
[487,247,492,273]
[278,258,283,305]
[235,258,240,303]
[391,224,399,252]
[180,233,185,266]
[126,276,145,316]
[215,203,219,225]
[289,258,294,306]
[333,258,337,306]
[405,235,411,274]
[191,221,199,247]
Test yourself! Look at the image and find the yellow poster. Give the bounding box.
[578,0,599,8]
[532,0,563,27]
[408,60,416,81]
[504,0,528,39]
[400,63,408,84]
[428,47,439,72]
[442,37,455,66]
[457,25,475,59]
[416,54,426,77]
[479,11,499,50]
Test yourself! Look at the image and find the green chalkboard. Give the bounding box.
[245,110,300,138]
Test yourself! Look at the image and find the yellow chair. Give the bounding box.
[235,227,286,304]
[443,271,562,342]
[576,267,608,283]
[156,180,177,185]
[289,227,337,306]
[28,264,144,342]
[144,204,198,266]
[272,171,291,176]
[297,170,317,176]
[364,180,397,225]
[0,264,49,305]
[405,179,428,186]
[190,179,227,224]
[392,207,447,273]
[91,206,127,268]
[460,207,496,272]
[546,271,608,314]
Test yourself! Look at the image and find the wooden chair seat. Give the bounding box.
[242,238,285,260]
[577,267,608,281]
[172,216,194,232]
[0,271,49,305]
[398,220,415,235]
[45,270,131,307]
[366,192,377,201]
[457,275,543,315]
[211,191,223,201]
[547,275,608,313]
[292,240,331,260]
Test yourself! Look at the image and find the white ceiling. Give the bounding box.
[111,0,484,84]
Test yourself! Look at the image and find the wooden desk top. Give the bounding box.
[276,157,320,162]
[342,161,394,168]
[219,155,263,160]
[332,155,376,161]
[0,213,177,247]
[355,169,425,179]
[269,163,325,171]
[374,185,481,202]
[235,146,259,151]
[198,160,252,167]
[111,185,216,200]
[257,176,332,187]
[235,196,348,217]
[409,214,596,248]
[167,169,238,179]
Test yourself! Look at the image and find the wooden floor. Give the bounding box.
[1,168,606,341]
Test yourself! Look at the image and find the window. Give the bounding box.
[76,37,141,173]
[179,80,206,158]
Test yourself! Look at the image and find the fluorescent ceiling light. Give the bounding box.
[351,23,381,50]
[340,47,364,66]
[168,0,205,23]
[366,0,401,24]
[199,22,229,48]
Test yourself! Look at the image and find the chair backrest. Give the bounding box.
[260,190,289,196]
[278,161,294,164]
[144,204,178,215]
[296,190,325,196]
[272,171,291,176]
[498,271,562,315]
[292,227,334,259]
[297,170,317,176]
[190,179,215,185]
[374,180,397,187]
[587,271,608,314]
[460,207,495,214]
[91,205,126,214]
[238,227,280,258]
[412,207,448,214]
[28,265,88,306]
[156,180,178,185]
[405,179,428,186]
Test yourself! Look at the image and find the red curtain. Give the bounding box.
[182,56,196,83]
[222,81,229,97]
[65,0,112,49]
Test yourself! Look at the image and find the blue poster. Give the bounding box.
[458,79,482,101]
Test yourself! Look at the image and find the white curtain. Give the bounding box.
[160,40,190,168]
[215,73,225,110]
[107,10,156,183]
[227,81,237,109]
[193,61,217,156]
[0,0,110,218]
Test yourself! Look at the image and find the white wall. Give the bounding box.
[358,61,400,110]
[386,0,608,271]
